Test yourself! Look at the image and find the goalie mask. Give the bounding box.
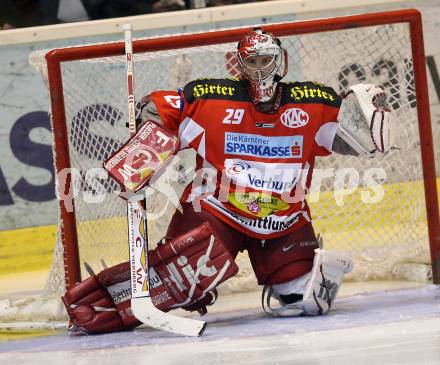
[236,28,288,103]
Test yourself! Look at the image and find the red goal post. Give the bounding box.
[42,9,439,291]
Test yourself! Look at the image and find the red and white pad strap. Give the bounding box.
[337,83,395,158]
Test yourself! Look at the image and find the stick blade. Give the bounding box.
[132,297,207,337]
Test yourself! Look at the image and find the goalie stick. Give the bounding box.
[123,24,206,337]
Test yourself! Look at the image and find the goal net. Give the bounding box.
[30,9,439,301]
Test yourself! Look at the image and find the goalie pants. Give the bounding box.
[166,203,319,285]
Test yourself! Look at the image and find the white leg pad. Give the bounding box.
[272,271,311,295]
[302,248,353,315]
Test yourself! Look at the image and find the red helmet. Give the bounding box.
[236,28,288,103]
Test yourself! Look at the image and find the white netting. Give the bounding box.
[31,21,432,301]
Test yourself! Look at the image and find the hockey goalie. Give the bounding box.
[62,28,394,334]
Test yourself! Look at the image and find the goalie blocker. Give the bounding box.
[62,222,238,334]
[103,119,180,193]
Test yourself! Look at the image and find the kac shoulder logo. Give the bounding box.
[280,108,309,128]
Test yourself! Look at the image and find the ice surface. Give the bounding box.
[0,285,439,365]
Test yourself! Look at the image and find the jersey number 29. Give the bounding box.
[222,108,244,124]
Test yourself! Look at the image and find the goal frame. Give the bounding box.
[44,9,440,288]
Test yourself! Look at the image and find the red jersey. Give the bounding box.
[149,78,341,239]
